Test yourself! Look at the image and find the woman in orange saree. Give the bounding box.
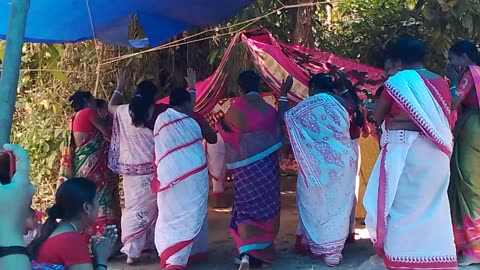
[58,91,121,241]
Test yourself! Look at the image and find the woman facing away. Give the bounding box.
[447,40,480,266]
[334,74,370,243]
[58,91,121,242]
[217,71,284,270]
[28,177,118,270]
[107,71,162,264]
[152,75,216,269]
[363,38,457,269]
[280,73,358,267]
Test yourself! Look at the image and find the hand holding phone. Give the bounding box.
[0,144,34,247]
[0,150,15,185]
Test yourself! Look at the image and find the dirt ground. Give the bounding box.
[109,177,476,270]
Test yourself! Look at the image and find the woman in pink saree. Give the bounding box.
[282,73,357,267]
[363,38,457,269]
[218,71,283,270]
[108,75,162,264]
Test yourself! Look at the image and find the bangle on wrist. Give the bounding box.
[96,263,107,269]
[114,90,123,96]
[279,96,288,102]
[189,89,196,93]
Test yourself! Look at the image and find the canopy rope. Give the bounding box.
[99,1,334,66]
[0,1,340,76]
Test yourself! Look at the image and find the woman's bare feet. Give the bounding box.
[458,255,480,266]
[126,256,140,265]
[238,255,250,270]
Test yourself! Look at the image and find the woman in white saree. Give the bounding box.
[107,73,162,264]
[363,39,457,269]
[152,88,210,270]
[281,73,358,267]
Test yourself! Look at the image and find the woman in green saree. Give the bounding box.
[447,40,480,266]
[58,90,121,242]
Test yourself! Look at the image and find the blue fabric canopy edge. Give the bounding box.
[0,0,253,48]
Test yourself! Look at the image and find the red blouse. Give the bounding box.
[35,232,92,267]
[453,70,478,108]
[381,73,452,127]
[72,108,98,134]
[341,96,361,140]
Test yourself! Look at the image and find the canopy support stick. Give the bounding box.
[0,0,30,146]
[85,0,102,97]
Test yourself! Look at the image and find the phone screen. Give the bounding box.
[0,152,12,185]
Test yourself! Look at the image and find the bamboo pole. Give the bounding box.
[0,0,30,146]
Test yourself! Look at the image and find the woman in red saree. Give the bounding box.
[447,40,480,266]
[58,90,121,241]
[363,39,457,269]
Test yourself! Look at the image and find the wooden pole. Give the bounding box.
[0,0,30,146]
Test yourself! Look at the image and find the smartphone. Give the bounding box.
[0,150,15,185]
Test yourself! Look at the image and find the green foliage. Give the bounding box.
[314,0,421,67]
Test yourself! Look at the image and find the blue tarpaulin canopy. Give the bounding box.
[0,0,252,47]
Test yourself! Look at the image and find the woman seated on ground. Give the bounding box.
[28,178,118,270]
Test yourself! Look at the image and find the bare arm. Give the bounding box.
[108,92,123,115]
[108,70,127,115]
[278,100,288,120]
[91,117,111,141]
[185,68,197,106]
[278,75,293,123]
[200,119,217,144]
[372,96,392,128]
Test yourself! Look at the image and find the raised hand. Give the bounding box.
[280,75,294,96]
[185,68,197,91]
[116,69,127,92]
[91,225,118,265]
[445,63,460,86]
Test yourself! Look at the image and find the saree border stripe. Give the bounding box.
[226,141,283,170]
[154,116,190,137]
[154,163,208,193]
[157,138,202,163]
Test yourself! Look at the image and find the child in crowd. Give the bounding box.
[24,208,42,246]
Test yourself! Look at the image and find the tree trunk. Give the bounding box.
[0,0,30,146]
[288,0,315,47]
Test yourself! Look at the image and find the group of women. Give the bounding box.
[26,37,480,270]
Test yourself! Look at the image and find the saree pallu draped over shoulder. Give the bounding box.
[285,93,357,267]
[449,65,480,261]
[218,96,283,266]
[363,70,458,269]
[58,118,121,241]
